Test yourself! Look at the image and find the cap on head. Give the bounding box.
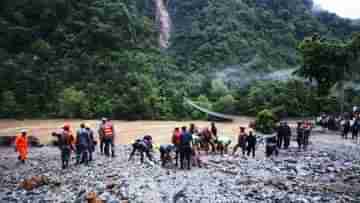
[20,129,27,134]
[84,123,90,129]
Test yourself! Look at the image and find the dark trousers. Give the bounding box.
[88,145,95,161]
[180,146,192,169]
[247,144,256,158]
[342,129,349,139]
[297,136,303,149]
[277,135,284,149]
[100,138,105,154]
[61,147,71,169]
[175,146,180,166]
[104,137,115,157]
[76,145,88,165]
[128,144,152,163]
[284,136,291,149]
[303,134,310,150]
[352,130,358,140]
[265,145,278,157]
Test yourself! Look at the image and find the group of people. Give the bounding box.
[317,112,360,141]
[14,119,313,170]
[50,118,115,169]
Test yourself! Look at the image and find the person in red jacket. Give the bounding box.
[15,129,28,164]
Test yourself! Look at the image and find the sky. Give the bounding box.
[313,0,360,19]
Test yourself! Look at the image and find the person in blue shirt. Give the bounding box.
[180,126,193,170]
[76,123,91,165]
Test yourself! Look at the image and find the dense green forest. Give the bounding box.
[0,0,359,119]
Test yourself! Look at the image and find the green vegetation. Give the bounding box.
[0,0,360,119]
[255,109,277,134]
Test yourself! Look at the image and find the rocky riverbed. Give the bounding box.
[0,133,360,203]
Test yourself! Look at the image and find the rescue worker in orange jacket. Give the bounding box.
[15,129,28,163]
[100,119,116,157]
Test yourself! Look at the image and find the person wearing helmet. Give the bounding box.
[76,123,91,165]
[15,129,28,164]
[85,123,96,162]
[52,124,75,169]
[100,118,116,157]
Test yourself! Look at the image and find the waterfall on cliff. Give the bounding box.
[153,0,171,48]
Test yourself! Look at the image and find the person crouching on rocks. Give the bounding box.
[216,136,232,155]
[159,144,176,167]
[232,127,247,156]
[15,129,29,164]
[265,134,278,157]
[246,131,257,158]
[128,135,153,163]
[52,123,75,169]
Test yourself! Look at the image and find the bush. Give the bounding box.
[255,109,277,134]
[57,87,91,118]
[214,94,236,114]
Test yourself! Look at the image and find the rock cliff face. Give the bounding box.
[0,133,360,202]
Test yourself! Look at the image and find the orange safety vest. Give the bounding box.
[103,124,114,137]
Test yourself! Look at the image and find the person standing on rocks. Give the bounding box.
[302,121,312,150]
[98,118,107,154]
[15,129,29,164]
[171,127,181,166]
[351,117,359,140]
[296,122,304,151]
[101,119,116,157]
[341,118,350,139]
[52,124,75,169]
[180,126,193,170]
[276,122,287,149]
[76,123,91,165]
[246,131,257,158]
[232,127,248,156]
[85,123,96,162]
[283,122,292,149]
[211,122,218,140]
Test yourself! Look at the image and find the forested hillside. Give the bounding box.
[0,0,359,119]
[166,0,359,71]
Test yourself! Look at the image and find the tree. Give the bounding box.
[58,87,91,118]
[296,34,360,114]
[255,109,277,134]
[0,91,21,118]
